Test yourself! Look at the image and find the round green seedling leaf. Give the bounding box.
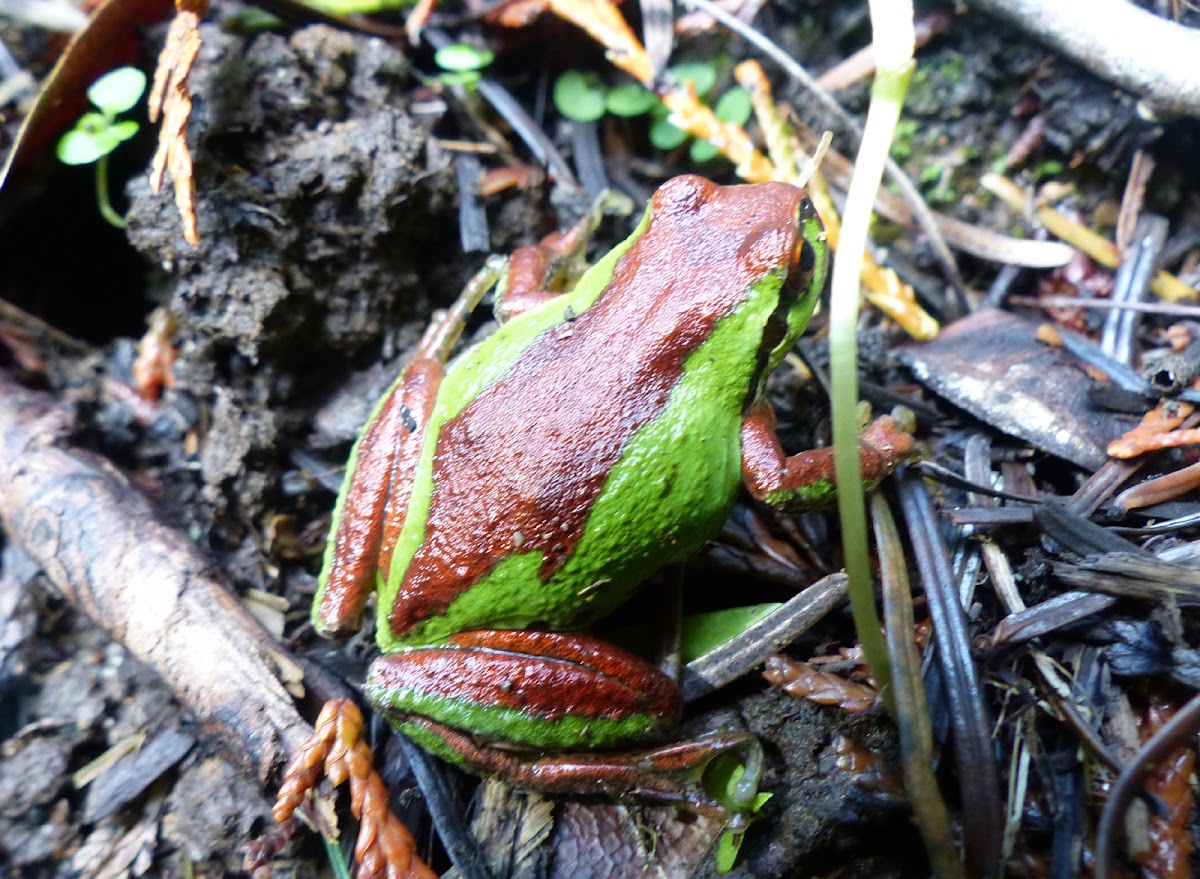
[438,70,482,88]
[668,61,717,97]
[689,139,719,163]
[649,116,688,150]
[76,111,110,133]
[434,43,495,73]
[109,119,140,144]
[87,67,147,116]
[714,86,752,125]
[57,128,118,165]
[553,70,607,123]
[605,82,657,117]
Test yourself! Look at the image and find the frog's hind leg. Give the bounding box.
[315,259,508,636]
[315,360,441,635]
[495,190,631,321]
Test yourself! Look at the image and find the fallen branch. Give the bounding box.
[965,0,1200,119]
[0,373,311,781]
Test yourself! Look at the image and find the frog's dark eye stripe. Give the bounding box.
[797,238,816,274]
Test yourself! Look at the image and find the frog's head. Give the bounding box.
[635,175,828,405]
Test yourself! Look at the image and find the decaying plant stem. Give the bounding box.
[966,0,1200,118]
[0,373,310,781]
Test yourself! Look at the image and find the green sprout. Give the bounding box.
[553,60,748,167]
[553,69,609,122]
[604,81,657,118]
[687,86,751,163]
[433,43,494,89]
[56,66,147,230]
[705,754,772,873]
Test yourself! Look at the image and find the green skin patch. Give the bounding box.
[358,210,648,650]
[367,679,664,750]
[764,477,836,509]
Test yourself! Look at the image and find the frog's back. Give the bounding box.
[383,177,807,645]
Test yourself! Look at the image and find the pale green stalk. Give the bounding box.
[829,0,915,710]
[94,155,126,230]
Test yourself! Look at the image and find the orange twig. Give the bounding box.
[1107,400,1196,459]
[982,173,1195,304]
[274,700,438,879]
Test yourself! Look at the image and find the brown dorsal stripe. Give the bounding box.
[390,176,803,636]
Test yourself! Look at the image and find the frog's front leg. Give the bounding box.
[739,401,915,509]
[364,629,764,818]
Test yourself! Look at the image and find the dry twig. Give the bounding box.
[148,0,205,245]
[0,374,309,780]
[965,0,1200,118]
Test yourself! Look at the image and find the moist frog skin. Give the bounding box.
[287,174,911,832]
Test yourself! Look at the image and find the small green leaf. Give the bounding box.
[222,7,287,34]
[1034,159,1064,180]
[77,112,110,133]
[109,119,140,143]
[713,87,752,125]
[87,67,147,116]
[689,139,719,163]
[553,70,607,123]
[57,129,115,165]
[301,0,411,14]
[707,758,772,872]
[715,827,741,873]
[434,43,495,73]
[681,604,780,662]
[669,61,717,97]
[437,70,482,88]
[605,82,657,117]
[714,799,769,873]
[649,116,688,150]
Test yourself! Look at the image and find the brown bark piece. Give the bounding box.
[148,0,205,245]
[0,374,309,781]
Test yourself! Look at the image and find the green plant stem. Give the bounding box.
[829,0,915,715]
[321,831,354,879]
[94,154,126,230]
[872,493,964,879]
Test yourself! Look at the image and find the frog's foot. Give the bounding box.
[397,715,764,827]
[273,699,438,879]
